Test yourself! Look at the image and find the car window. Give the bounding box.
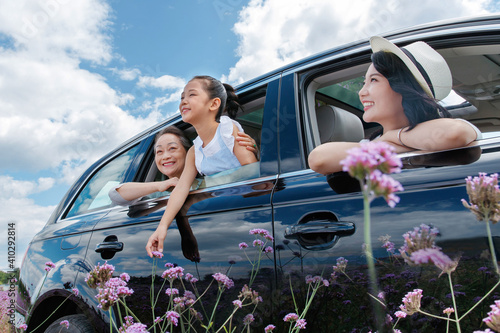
[64,145,140,218]
[141,96,265,195]
[304,43,500,154]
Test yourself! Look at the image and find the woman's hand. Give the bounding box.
[157,177,179,192]
[236,132,258,154]
[146,226,168,257]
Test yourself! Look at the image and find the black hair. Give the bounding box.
[191,75,242,121]
[154,126,192,152]
[369,51,451,139]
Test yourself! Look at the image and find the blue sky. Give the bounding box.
[1,0,499,270]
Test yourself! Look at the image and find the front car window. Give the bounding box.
[65,145,139,218]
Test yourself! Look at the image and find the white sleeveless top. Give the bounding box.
[193,116,243,176]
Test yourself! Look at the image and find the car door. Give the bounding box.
[82,76,282,331]
[272,67,500,332]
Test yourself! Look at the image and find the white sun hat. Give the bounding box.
[370,36,452,101]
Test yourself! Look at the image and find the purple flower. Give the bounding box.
[95,277,133,311]
[125,323,148,333]
[483,300,500,332]
[60,320,69,329]
[341,141,402,177]
[18,323,28,330]
[154,316,162,323]
[249,228,273,241]
[239,242,248,249]
[399,224,440,264]
[394,310,407,318]
[233,300,242,308]
[410,248,459,276]
[45,261,56,272]
[85,261,115,289]
[161,266,184,281]
[243,313,254,325]
[212,272,234,289]
[151,251,163,258]
[120,273,130,282]
[368,169,403,208]
[165,288,179,296]
[399,289,423,315]
[295,319,307,329]
[72,288,79,296]
[166,310,180,326]
[253,239,264,247]
[462,173,500,223]
[264,246,273,253]
[284,313,299,322]
[265,324,276,332]
[333,257,348,273]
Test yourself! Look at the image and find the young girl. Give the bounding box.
[146,76,258,257]
[308,36,481,175]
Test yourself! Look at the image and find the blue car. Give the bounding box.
[17,15,500,332]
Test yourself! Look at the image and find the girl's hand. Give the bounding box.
[236,132,258,153]
[157,177,179,192]
[146,227,168,257]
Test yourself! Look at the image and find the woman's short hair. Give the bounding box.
[154,126,192,152]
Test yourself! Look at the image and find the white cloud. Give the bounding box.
[226,0,493,84]
[137,74,186,90]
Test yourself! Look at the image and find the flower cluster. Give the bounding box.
[462,173,500,223]
[238,284,263,305]
[341,141,402,177]
[85,261,115,289]
[212,272,234,289]
[249,228,274,241]
[484,300,500,332]
[283,313,306,330]
[333,257,348,274]
[399,289,423,315]
[161,265,184,281]
[410,247,460,276]
[118,316,147,333]
[399,224,440,264]
[341,141,403,207]
[96,277,134,311]
[44,262,56,272]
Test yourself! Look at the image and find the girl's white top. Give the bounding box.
[193,116,243,176]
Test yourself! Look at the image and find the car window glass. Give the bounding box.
[64,145,139,218]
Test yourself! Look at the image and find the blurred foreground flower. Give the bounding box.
[462,173,500,223]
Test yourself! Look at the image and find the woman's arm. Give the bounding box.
[232,125,258,165]
[116,178,179,201]
[146,147,198,257]
[308,141,362,175]
[377,118,479,153]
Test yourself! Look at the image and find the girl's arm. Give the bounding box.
[232,125,258,165]
[116,178,179,201]
[146,147,198,257]
[377,118,479,153]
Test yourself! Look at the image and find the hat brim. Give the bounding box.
[370,36,434,99]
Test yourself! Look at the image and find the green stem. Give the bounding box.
[459,279,500,321]
[417,309,454,322]
[447,273,461,333]
[362,189,383,330]
[485,217,499,275]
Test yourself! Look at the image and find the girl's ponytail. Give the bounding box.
[223,83,242,120]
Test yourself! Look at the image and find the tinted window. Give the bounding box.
[65,145,139,218]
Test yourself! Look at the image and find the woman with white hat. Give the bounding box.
[308,36,481,175]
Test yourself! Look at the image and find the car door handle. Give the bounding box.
[95,241,124,253]
[285,220,355,251]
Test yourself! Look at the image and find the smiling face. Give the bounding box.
[358,63,408,131]
[154,133,187,179]
[179,79,219,126]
